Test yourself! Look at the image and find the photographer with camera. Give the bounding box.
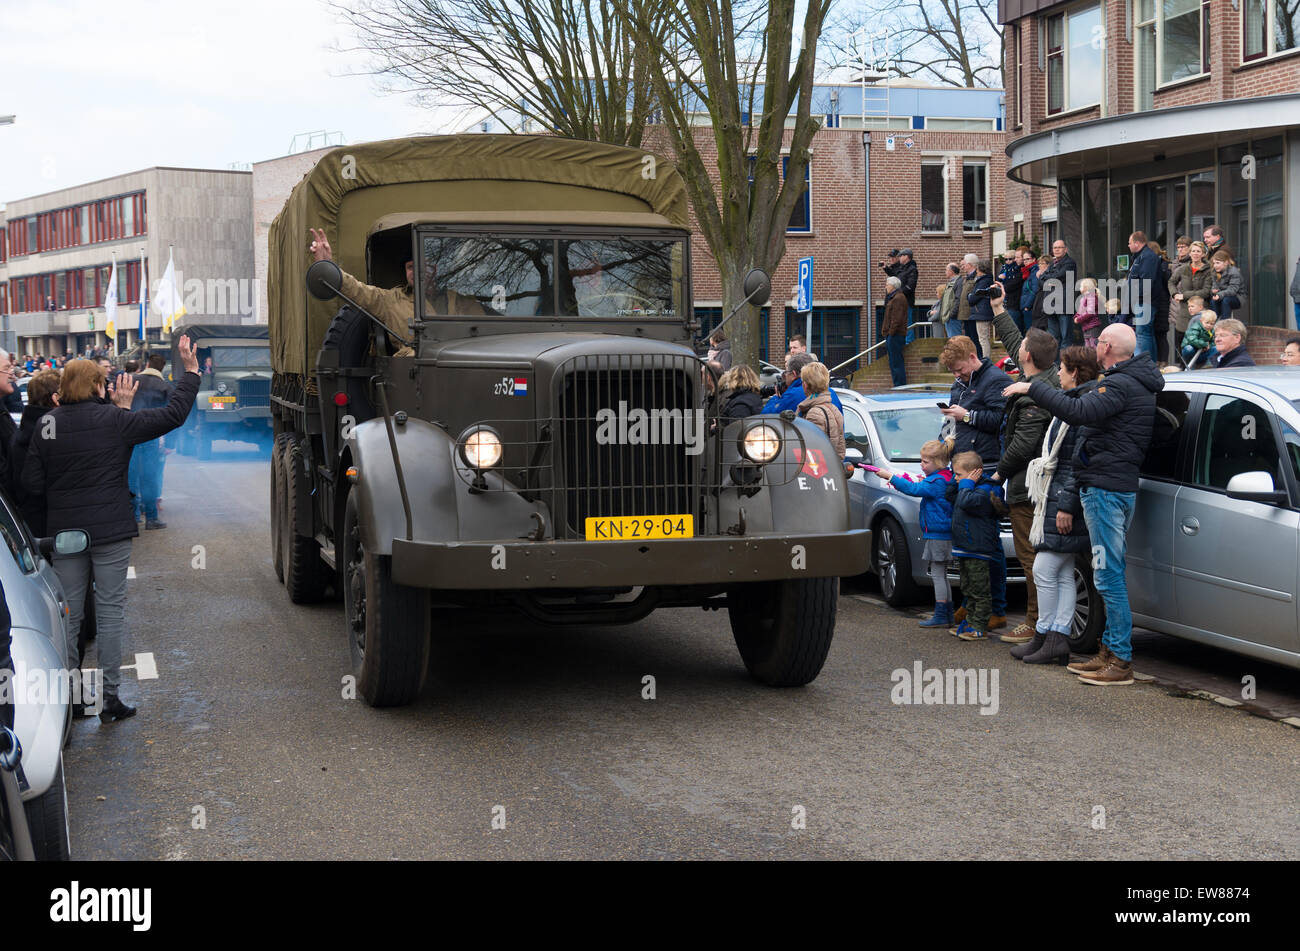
[966,259,997,359]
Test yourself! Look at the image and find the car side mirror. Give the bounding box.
[306,260,343,301]
[39,529,90,558]
[845,449,864,464]
[1225,470,1288,505]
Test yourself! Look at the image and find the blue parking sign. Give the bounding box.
[797,256,813,313]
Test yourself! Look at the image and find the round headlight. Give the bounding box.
[458,425,503,470]
[740,423,782,464]
[216,381,229,395]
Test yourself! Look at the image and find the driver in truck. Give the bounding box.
[308,227,483,353]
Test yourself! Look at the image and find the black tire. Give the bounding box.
[270,433,289,584]
[283,437,330,603]
[726,576,838,687]
[24,756,71,861]
[1066,553,1106,653]
[320,305,376,421]
[342,491,429,706]
[874,515,920,607]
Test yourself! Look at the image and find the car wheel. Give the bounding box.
[283,437,329,603]
[874,515,919,607]
[726,576,838,687]
[23,755,71,861]
[1066,554,1106,654]
[342,491,430,706]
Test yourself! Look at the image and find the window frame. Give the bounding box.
[1045,2,1104,117]
[920,159,949,235]
[1243,0,1300,62]
[781,155,812,235]
[1190,390,1293,502]
[962,160,989,235]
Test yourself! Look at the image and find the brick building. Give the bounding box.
[0,167,254,356]
[650,80,1051,372]
[1000,0,1300,342]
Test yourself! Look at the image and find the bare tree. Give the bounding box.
[330,0,666,147]
[616,0,833,368]
[825,0,1002,89]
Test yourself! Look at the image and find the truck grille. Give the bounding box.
[237,376,271,408]
[554,353,700,539]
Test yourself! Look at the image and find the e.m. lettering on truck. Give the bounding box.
[266,135,869,707]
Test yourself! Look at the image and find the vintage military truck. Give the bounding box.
[267,135,868,706]
[172,324,274,459]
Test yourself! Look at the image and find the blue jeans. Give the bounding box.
[1181,344,1207,367]
[886,334,907,387]
[990,548,1007,616]
[1131,303,1155,358]
[963,320,980,356]
[945,317,963,339]
[129,440,163,520]
[1049,312,1070,347]
[1080,487,1137,661]
[1211,293,1240,318]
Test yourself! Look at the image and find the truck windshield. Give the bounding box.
[419,234,683,319]
[203,346,271,369]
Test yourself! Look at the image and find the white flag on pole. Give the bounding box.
[153,249,186,332]
[104,263,118,338]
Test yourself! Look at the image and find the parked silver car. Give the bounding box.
[839,388,1034,608]
[1124,368,1300,669]
[0,487,87,861]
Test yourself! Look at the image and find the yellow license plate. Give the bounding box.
[209,396,236,403]
[584,514,694,541]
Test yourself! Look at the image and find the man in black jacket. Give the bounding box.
[1032,240,1077,339]
[1004,323,1164,687]
[1211,318,1256,368]
[24,337,200,722]
[894,249,918,309]
[7,369,60,536]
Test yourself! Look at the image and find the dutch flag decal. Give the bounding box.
[514,378,528,395]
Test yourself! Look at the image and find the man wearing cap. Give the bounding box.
[895,249,918,308]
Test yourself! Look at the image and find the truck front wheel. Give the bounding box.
[342,491,430,706]
[283,438,330,603]
[726,577,838,687]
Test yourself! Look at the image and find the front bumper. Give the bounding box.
[392,529,871,590]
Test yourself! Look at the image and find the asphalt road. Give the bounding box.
[64,449,1300,860]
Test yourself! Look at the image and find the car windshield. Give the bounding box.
[870,407,944,462]
[419,234,684,319]
[203,346,270,370]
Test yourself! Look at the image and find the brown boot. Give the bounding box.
[1068,645,1112,673]
[987,614,1008,631]
[953,605,967,623]
[1078,657,1134,685]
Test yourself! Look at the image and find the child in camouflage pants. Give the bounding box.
[946,452,1006,641]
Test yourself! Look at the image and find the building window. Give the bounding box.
[962,162,988,233]
[1046,3,1103,115]
[1137,0,1211,97]
[921,161,948,233]
[1244,0,1300,60]
[782,156,812,233]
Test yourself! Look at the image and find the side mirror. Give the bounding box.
[845,448,864,464]
[1225,470,1289,505]
[742,268,770,305]
[39,529,90,558]
[306,260,343,301]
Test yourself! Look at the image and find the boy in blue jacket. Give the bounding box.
[945,451,1006,641]
[868,439,955,627]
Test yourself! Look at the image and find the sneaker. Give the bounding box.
[949,620,975,638]
[957,627,990,641]
[999,622,1035,644]
[145,519,167,530]
[987,614,1008,631]
[1078,657,1134,685]
[1067,646,1113,673]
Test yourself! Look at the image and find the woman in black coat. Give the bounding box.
[1149,242,1173,366]
[23,337,200,722]
[716,364,765,420]
[1012,345,1100,665]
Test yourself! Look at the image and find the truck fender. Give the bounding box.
[715,416,852,536]
[345,417,545,556]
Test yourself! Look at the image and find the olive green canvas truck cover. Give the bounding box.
[267,134,688,376]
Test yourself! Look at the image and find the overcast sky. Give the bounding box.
[0,0,452,204]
